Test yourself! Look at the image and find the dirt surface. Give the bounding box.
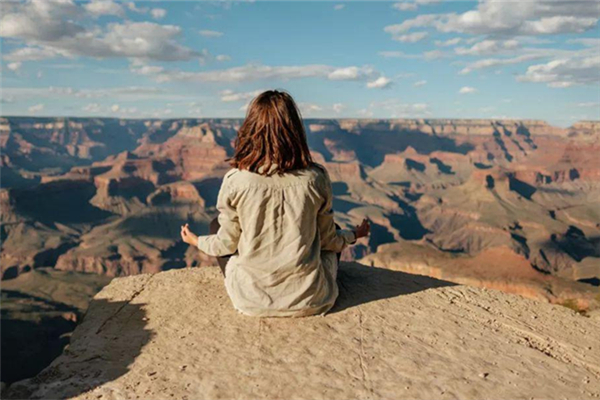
[6,261,600,400]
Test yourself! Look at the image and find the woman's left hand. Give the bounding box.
[180,223,198,247]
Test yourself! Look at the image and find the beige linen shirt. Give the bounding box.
[197,163,356,317]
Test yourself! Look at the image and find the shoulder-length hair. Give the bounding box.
[229,90,313,176]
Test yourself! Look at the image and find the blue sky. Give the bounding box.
[1,0,599,126]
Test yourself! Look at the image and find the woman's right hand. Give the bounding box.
[353,218,370,239]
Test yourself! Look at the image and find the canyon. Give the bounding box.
[1,116,599,385]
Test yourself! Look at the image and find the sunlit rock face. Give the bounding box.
[1,117,599,309]
[5,265,600,400]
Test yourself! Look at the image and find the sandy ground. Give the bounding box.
[6,262,600,400]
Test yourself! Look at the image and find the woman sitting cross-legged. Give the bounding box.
[181,89,370,317]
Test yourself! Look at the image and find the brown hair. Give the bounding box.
[230,90,313,176]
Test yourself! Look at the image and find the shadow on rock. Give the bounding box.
[5,298,154,400]
[330,262,456,314]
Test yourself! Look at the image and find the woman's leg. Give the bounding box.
[209,217,230,277]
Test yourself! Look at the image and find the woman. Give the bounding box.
[181,90,370,317]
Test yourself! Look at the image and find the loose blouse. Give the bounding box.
[197,163,356,317]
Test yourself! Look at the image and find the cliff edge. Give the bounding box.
[6,262,600,400]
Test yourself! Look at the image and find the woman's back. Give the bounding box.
[181,89,368,317]
[198,163,356,317]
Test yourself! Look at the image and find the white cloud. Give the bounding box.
[216,55,231,62]
[4,47,70,62]
[327,66,377,81]
[393,2,418,11]
[7,62,22,71]
[28,103,45,113]
[0,0,83,41]
[384,14,438,35]
[111,104,120,112]
[150,8,167,20]
[82,103,102,113]
[299,103,323,115]
[414,80,427,87]
[423,50,446,60]
[84,1,125,18]
[366,76,393,89]
[1,2,199,63]
[3,86,195,104]
[459,54,543,74]
[220,89,264,102]
[435,37,462,47]
[568,38,600,47]
[384,0,599,38]
[392,31,429,43]
[333,103,345,113]
[392,0,441,12]
[378,50,444,60]
[517,55,600,88]
[458,86,478,94]
[576,102,600,108]
[455,39,519,56]
[334,4,345,11]
[199,30,224,38]
[131,62,384,85]
[378,51,414,59]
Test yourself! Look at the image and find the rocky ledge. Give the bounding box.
[6,262,600,400]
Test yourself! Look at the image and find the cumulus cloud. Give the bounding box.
[423,50,447,60]
[392,0,441,12]
[82,103,102,113]
[125,2,149,14]
[84,1,125,17]
[517,55,600,88]
[333,4,345,11]
[7,62,22,71]
[199,30,224,38]
[392,31,429,43]
[327,66,377,81]
[393,2,418,11]
[150,8,167,19]
[216,55,231,62]
[458,86,478,94]
[299,103,323,115]
[459,54,544,74]
[219,89,264,102]
[366,76,393,89]
[0,0,83,41]
[378,50,445,60]
[576,101,600,108]
[384,0,599,39]
[28,103,45,113]
[4,46,70,62]
[414,80,427,87]
[333,103,345,113]
[130,63,384,85]
[435,37,462,47]
[1,1,199,64]
[3,86,193,104]
[567,38,600,47]
[455,40,520,55]
[378,51,418,59]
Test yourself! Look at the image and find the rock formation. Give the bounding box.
[1,117,598,302]
[5,263,600,400]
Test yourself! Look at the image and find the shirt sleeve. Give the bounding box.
[197,176,241,257]
[317,167,357,253]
